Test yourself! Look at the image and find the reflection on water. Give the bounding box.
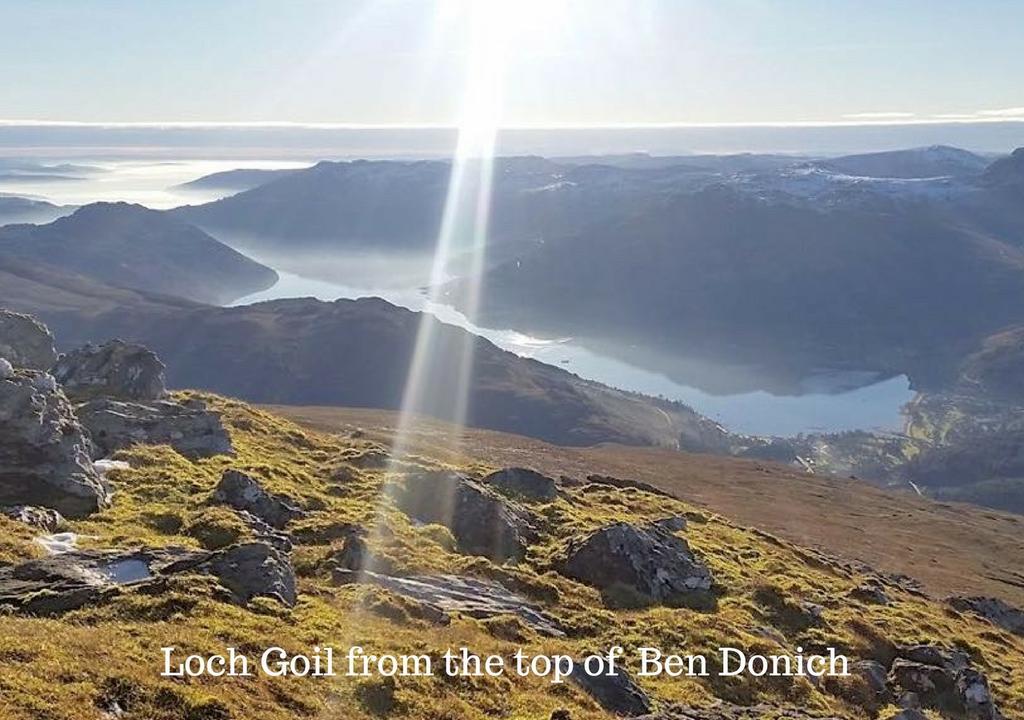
[233,271,915,437]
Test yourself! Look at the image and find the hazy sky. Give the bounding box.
[2,0,1022,127]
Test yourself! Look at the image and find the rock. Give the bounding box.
[235,510,293,553]
[852,659,891,709]
[558,522,713,605]
[396,471,538,562]
[0,547,198,615]
[330,527,369,571]
[650,516,688,533]
[0,310,57,370]
[888,645,1003,720]
[205,542,297,607]
[52,340,166,402]
[0,358,12,380]
[481,467,558,501]
[77,396,233,459]
[569,662,651,716]
[637,703,844,719]
[0,369,108,517]
[882,710,928,720]
[3,505,66,532]
[0,541,297,613]
[212,470,305,530]
[949,595,1024,636]
[331,569,564,636]
[849,580,891,605]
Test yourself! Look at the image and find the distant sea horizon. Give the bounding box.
[2,120,1024,159]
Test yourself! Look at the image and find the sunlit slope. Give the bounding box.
[3,394,1023,719]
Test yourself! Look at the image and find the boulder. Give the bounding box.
[0,310,57,371]
[569,662,651,716]
[558,522,713,605]
[3,505,66,532]
[205,542,297,607]
[396,471,538,562]
[212,470,305,530]
[0,369,108,517]
[949,595,1024,636]
[888,645,1003,720]
[77,396,233,459]
[52,340,166,402]
[330,527,369,572]
[481,467,558,501]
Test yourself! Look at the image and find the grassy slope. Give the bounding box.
[270,405,1024,608]
[2,395,1023,719]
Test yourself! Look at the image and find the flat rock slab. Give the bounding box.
[333,569,565,637]
[77,396,233,459]
[0,541,295,615]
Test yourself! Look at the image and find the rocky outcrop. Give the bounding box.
[481,467,558,501]
[0,541,296,614]
[569,662,651,716]
[3,505,66,532]
[949,596,1024,636]
[212,470,304,530]
[205,542,297,607]
[0,369,108,517]
[396,471,538,562]
[888,645,1003,720]
[332,569,565,636]
[558,522,713,605]
[77,396,233,459]
[52,340,166,402]
[0,309,57,370]
[636,703,843,719]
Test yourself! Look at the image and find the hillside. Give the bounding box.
[270,404,1024,609]
[0,202,278,304]
[0,282,726,450]
[461,186,1024,390]
[3,383,1023,719]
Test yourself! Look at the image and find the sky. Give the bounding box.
[2,0,1023,128]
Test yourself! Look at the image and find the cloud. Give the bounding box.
[977,106,1024,118]
[842,112,916,119]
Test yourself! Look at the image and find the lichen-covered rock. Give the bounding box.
[569,661,652,716]
[558,522,713,605]
[77,396,233,459]
[888,644,1004,720]
[0,541,297,613]
[213,469,305,530]
[396,471,538,562]
[0,310,57,371]
[52,339,166,402]
[0,369,108,517]
[481,467,558,501]
[0,547,198,615]
[949,595,1024,636]
[205,541,297,607]
[3,504,67,532]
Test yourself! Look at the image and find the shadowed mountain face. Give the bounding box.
[463,185,1024,389]
[0,202,278,305]
[0,263,722,450]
